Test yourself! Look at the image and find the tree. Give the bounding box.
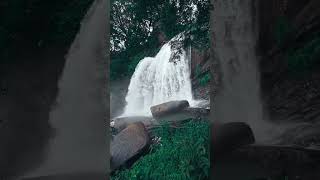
[110,0,211,80]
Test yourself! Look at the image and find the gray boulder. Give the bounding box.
[181,107,210,119]
[150,100,189,118]
[111,116,156,133]
[110,122,150,172]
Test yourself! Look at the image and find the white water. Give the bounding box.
[121,35,199,117]
[24,0,107,177]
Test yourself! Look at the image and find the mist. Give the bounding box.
[24,0,108,177]
[211,0,290,143]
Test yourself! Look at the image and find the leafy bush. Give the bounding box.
[199,72,211,87]
[111,46,161,80]
[111,119,210,180]
[287,34,320,75]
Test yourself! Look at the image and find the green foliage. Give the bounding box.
[111,119,210,180]
[274,16,294,48]
[110,0,211,80]
[286,34,320,75]
[198,72,211,86]
[195,64,202,78]
[48,0,94,44]
[274,16,320,76]
[110,46,161,80]
[128,47,161,75]
[0,0,94,64]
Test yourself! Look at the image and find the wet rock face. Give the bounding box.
[111,122,150,172]
[259,0,320,123]
[150,100,190,118]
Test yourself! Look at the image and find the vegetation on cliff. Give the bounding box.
[274,16,320,76]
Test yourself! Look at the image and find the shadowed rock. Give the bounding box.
[111,122,150,172]
[150,100,189,118]
[182,107,210,119]
[212,122,255,159]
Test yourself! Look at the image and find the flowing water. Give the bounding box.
[24,0,108,177]
[210,0,285,143]
[120,34,202,117]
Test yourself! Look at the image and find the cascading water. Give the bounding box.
[121,35,197,117]
[24,0,107,177]
[211,0,288,143]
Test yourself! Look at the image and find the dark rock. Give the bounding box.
[150,100,189,118]
[181,107,210,119]
[278,123,320,146]
[212,122,255,160]
[232,144,320,178]
[110,122,150,172]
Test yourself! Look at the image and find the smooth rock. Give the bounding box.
[181,107,210,119]
[150,100,189,118]
[111,116,155,133]
[110,122,150,172]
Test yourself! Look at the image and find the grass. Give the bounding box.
[111,119,210,180]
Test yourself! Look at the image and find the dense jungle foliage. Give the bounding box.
[0,0,94,65]
[110,0,211,80]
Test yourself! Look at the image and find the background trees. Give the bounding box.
[110,0,211,80]
[0,0,94,65]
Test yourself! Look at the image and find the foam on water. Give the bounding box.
[120,35,200,117]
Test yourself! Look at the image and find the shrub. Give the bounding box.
[111,119,210,180]
[287,34,320,75]
[199,72,211,87]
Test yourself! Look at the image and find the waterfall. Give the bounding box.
[120,34,197,117]
[24,0,107,177]
[211,0,284,143]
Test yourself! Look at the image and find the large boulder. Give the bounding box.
[111,116,156,133]
[110,122,150,172]
[150,100,189,118]
[181,107,210,119]
[212,122,255,160]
